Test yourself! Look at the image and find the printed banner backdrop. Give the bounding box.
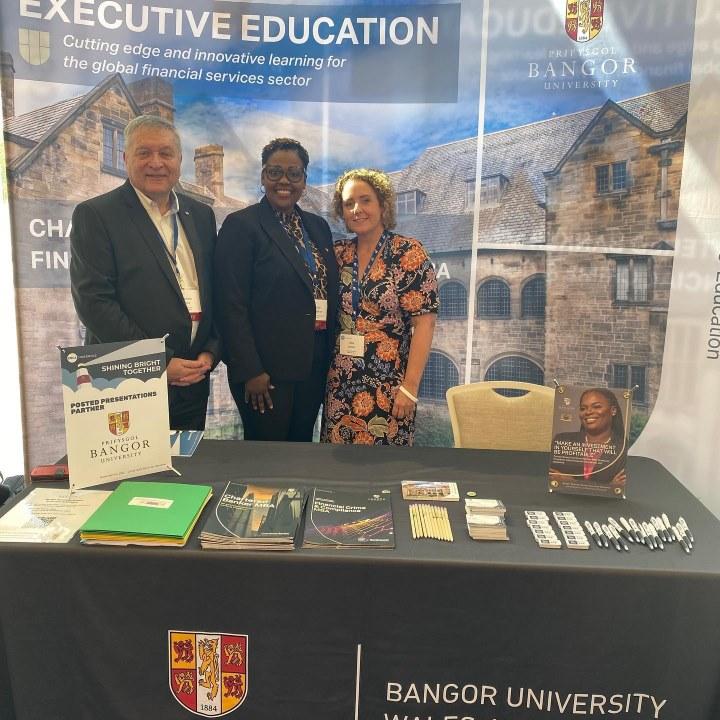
[2,0,718,518]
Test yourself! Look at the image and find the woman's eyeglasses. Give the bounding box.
[263,165,306,183]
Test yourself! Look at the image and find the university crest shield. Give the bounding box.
[108,411,130,436]
[566,0,604,43]
[169,631,248,717]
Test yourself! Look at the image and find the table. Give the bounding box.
[1,441,720,720]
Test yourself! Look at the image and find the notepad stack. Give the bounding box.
[465,498,508,541]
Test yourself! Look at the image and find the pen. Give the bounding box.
[677,522,693,550]
[678,516,695,545]
[621,516,640,543]
[593,521,609,548]
[639,522,653,550]
[609,525,629,552]
[653,516,671,543]
[672,525,691,554]
[609,516,633,543]
[648,523,664,551]
[584,520,603,548]
[651,517,665,543]
[662,513,673,537]
[602,523,622,552]
[629,517,646,545]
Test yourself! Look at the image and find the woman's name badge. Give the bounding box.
[339,332,364,357]
[315,298,328,322]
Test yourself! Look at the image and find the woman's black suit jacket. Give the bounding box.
[214,197,339,386]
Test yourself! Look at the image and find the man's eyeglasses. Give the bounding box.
[263,165,306,183]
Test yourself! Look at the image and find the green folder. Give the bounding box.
[80,481,212,546]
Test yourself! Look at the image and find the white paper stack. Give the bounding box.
[464,499,508,541]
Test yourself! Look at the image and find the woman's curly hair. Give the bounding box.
[332,168,397,231]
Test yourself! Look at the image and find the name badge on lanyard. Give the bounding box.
[340,231,389,358]
[298,221,327,330]
[315,298,328,325]
[164,215,202,322]
[182,287,202,322]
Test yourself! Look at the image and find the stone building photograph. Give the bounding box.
[391,82,687,446]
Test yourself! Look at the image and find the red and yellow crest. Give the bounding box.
[566,0,604,43]
[108,411,130,436]
[169,631,248,717]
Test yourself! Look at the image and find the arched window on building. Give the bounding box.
[438,281,467,319]
[521,275,546,318]
[419,352,460,400]
[477,279,510,318]
[485,356,544,386]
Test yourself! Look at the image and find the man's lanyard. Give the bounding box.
[351,230,390,320]
[160,214,180,276]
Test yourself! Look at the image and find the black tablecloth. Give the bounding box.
[1,441,719,720]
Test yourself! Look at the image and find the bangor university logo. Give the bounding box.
[19,29,50,65]
[108,411,130,436]
[169,631,248,717]
[566,0,604,43]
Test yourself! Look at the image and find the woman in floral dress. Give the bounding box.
[323,169,438,446]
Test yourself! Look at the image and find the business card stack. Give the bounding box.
[464,498,508,541]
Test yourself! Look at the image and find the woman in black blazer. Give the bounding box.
[214,138,338,441]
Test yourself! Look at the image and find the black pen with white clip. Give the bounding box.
[609,516,633,544]
[601,523,622,552]
[629,517,646,545]
[621,516,640,543]
[672,525,691,554]
[678,517,695,545]
[584,520,603,548]
[608,524,629,552]
[662,513,674,540]
[639,521,654,549]
[677,522,693,550]
[593,521,609,548]
[652,516,671,543]
[648,522,664,551]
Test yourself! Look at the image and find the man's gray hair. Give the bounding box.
[124,115,182,154]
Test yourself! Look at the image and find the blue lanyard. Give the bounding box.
[351,230,389,320]
[298,221,318,278]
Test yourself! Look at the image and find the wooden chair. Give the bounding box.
[446,381,554,451]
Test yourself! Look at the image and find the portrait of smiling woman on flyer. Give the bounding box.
[323,168,438,446]
[214,138,338,441]
[550,388,627,486]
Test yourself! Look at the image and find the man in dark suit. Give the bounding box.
[70,115,219,429]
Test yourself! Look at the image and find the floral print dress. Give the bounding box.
[323,231,438,446]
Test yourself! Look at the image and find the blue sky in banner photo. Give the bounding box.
[178,0,697,198]
[12,0,477,200]
[11,0,697,201]
[484,0,697,133]
[173,0,481,198]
